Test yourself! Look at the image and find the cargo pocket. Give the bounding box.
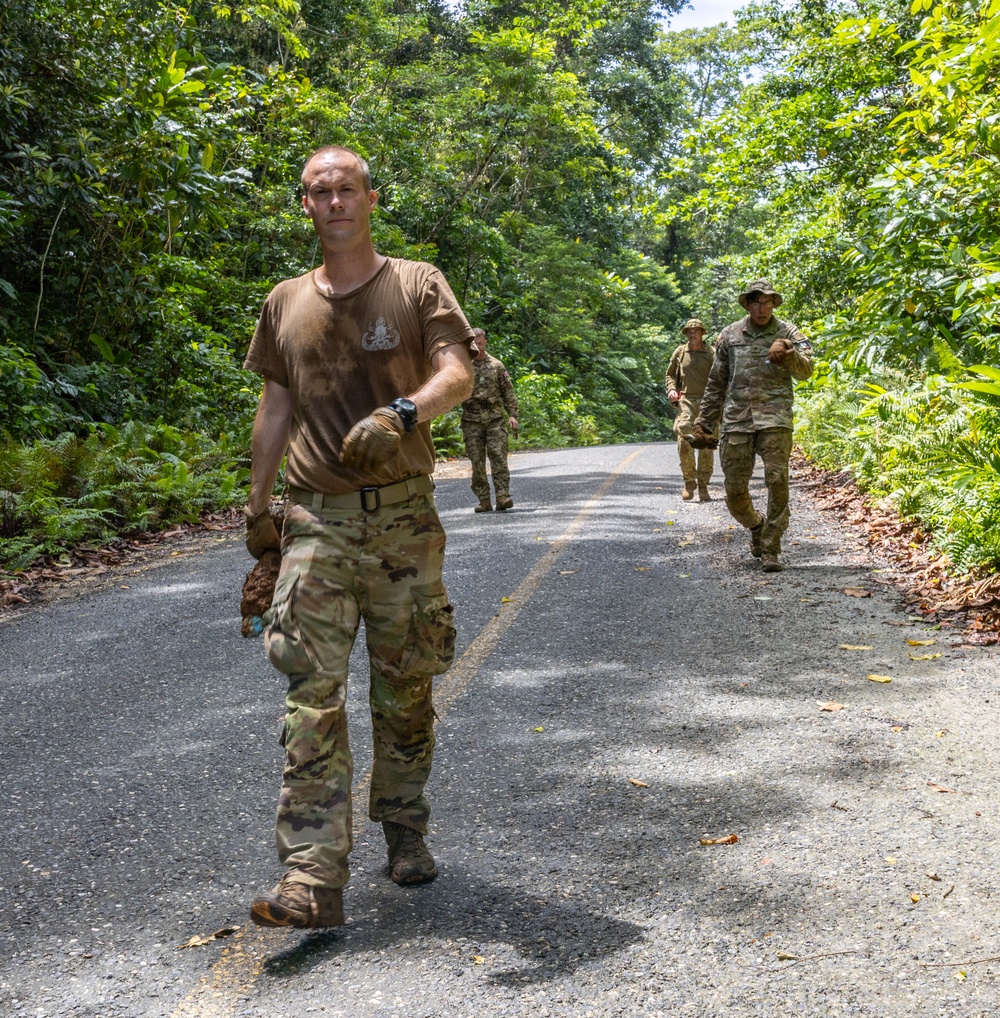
[264,571,318,677]
[398,583,457,678]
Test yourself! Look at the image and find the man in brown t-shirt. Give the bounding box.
[242,145,474,930]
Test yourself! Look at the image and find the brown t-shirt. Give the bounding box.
[244,258,475,494]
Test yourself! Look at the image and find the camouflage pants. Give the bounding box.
[672,396,714,484]
[719,428,794,554]
[461,417,510,503]
[262,492,457,889]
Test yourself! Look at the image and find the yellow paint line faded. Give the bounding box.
[169,447,646,1017]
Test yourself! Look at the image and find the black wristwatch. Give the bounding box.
[387,397,418,433]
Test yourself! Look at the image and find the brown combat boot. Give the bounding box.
[761,552,783,573]
[698,483,712,502]
[496,496,514,511]
[749,522,764,558]
[383,822,438,885]
[681,482,695,501]
[473,500,492,513]
[249,873,344,928]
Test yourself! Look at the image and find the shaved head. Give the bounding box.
[301,146,372,193]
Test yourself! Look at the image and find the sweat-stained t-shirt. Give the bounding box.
[244,258,475,494]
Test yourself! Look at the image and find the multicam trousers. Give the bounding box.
[461,417,510,504]
[672,396,714,484]
[719,427,794,555]
[262,492,457,890]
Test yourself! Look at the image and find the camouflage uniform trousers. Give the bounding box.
[672,396,715,484]
[461,417,510,503]
[262,492,457,890]
[719,427,794,554]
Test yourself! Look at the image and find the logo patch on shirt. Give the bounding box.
[361,317,401,351]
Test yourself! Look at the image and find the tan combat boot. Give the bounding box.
[250,873,344,928]
[681,482,695,501]
[383,822,438,885]
[761,552,783,573]
[496,496,514,511]
[473,500,492,513]
[698,483,712,502]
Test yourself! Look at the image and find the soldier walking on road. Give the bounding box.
[461,328,518,512]
[666,318,716,502]
[690,280,814,573]
[241,145,475,929]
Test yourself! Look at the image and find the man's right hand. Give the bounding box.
[688,423,718,450]
[667,389,681,404]
[244,506,281,559]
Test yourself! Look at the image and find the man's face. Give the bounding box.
[301,152,377,248]
[747,294,775,327]
[472,332,487,359]
[683,328,705,346]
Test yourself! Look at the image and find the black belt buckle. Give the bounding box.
[360,486,381,512]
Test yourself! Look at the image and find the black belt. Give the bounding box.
[288,475,434,513]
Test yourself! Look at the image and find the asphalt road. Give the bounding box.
[3,443,1000,1018]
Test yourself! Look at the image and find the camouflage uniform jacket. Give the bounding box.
[696,315,814,435]
[665,342,714,399]
[461,353,518,424]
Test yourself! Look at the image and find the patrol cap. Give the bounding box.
[737,279,783,310]
[681,318,706,334]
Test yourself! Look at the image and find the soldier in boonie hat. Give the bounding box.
[666,317,716,501]
[737,279,783,310]
[689,277,815,573]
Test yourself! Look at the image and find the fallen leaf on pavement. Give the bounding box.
[178,926,240,950]
[907,638,937,646]
[934,729,948,737]
[558,570,577,575]
[868,674,893,683]
[699,833,739,845]
[844,588,871,598]
[818,701,846,711]
[473,955,485,964]
[776,951,798,961]
[911,893,921,904]
[839,644,874,650]
[501,596,513,603]
[885,856,897,864]
[628,778,649,787]
[926,871,942,881]
[955,970,967,982]
[928,782,956,793]
[909,652,942,660]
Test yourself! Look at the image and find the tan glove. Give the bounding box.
[244,506,281,559]
[768,338,792,365]
[340,406,404,472]
[688,423,718,450]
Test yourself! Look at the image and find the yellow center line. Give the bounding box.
[170,446,645,1017]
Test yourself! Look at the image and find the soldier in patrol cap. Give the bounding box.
[665,318,716,501]
[690,280,814,572]
[460,328,519,512]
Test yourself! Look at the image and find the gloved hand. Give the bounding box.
[340,406,404,472]
[768,338,792,365]
[244,505,281,559]
[688,423,718,450]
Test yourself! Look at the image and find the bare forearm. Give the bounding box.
[411,346,474,422]
[248,381,292,514]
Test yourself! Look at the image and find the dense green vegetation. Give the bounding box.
[4,0,1000,576]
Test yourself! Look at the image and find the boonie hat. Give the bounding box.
[681,318,706,333]
[737,279,783,310]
